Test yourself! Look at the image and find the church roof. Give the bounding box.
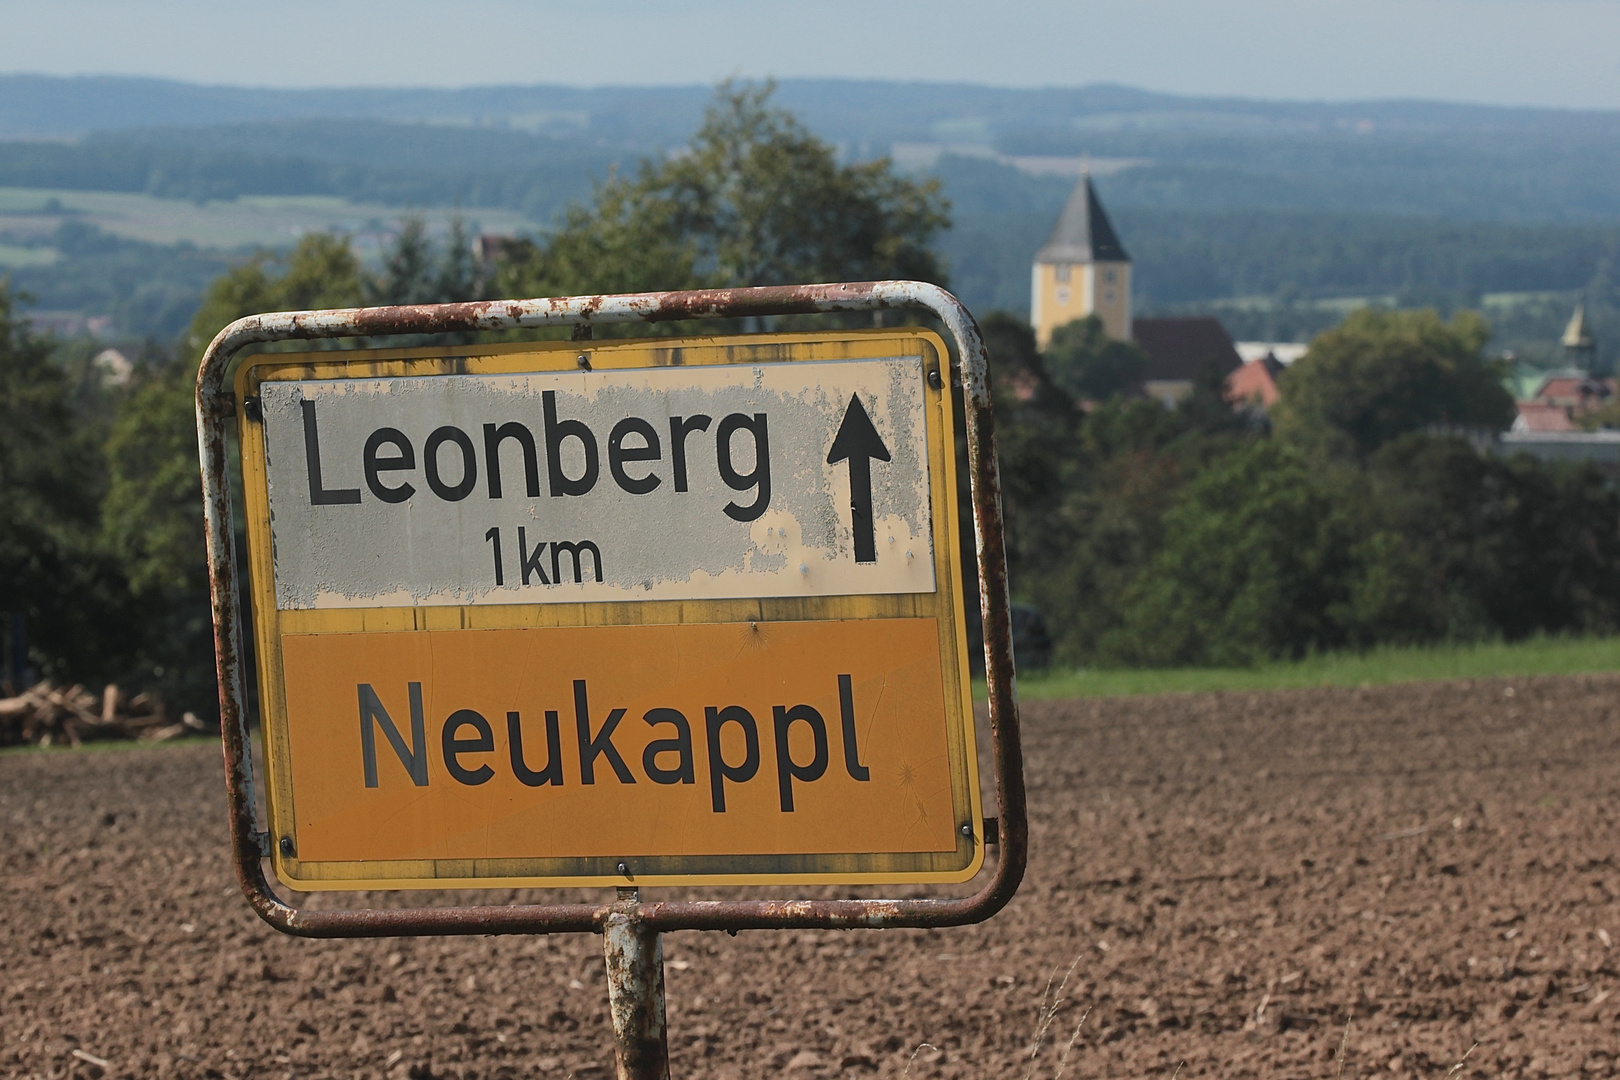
[1035,175,1129,265]
[1132,317,1243,382]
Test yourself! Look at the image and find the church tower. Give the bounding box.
[1030,174,1131,348]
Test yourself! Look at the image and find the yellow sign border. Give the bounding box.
[235,329,982,890]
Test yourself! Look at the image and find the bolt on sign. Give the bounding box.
[235,330,983,890]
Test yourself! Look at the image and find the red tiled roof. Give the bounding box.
[1534,376,1616,408]
[1515,402,1576,433]
[1226,356,1281,408]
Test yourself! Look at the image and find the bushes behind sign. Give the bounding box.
[985,310,1620,669]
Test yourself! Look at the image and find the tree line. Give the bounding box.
[0,122,611,220]
[995,308,1620,667]
[4,84,1618,718]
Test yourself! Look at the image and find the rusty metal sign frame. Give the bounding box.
[195,281,1025,941]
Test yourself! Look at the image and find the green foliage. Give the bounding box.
[179,231,364,361]
[495,175,695,298]
[0,283,124,681]
[432,216,480,305]
[0,283,149,683]
[977,313,1081,588]
[96,360,220,709]
[1041,316,1147,401]
[1025,427,1191,664]
[0,287,95,527]
[1273,308,1515,459]
[1356,435,1620,641]
[100,364,205,596]
[371,215,475,307]
[975,299,1620,670]
[500,83,949,297]
[1103,442,1358,666]
[1576,401,1620,431]
[656,83,948,287]
[985,317,1253,663]
[1176,357,1252,438]
[1047,430,1620,669]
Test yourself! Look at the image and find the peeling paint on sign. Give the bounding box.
[260,357,934,609]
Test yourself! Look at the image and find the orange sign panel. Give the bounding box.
[237,331,981,890]
[284,619,956,866]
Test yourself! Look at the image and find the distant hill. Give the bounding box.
[7,74,1619,145]
[2,75,1617,360]
[0,76,716,145]
[930,156,1620,307]
[0,120,617,222]
[6,75,1620,225]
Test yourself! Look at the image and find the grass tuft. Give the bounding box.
[900,1042,940,1077]
[1443,1043,1479,1080]
[1021,953,1089,1080]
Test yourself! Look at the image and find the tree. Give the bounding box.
[1041,315,1147,402]
[0,283,121,682]
[179,232,364,362]
[1272,308,1515,459]
[496,176,695,299]
[977,313,1081,589]
[499,82,950,297]
[433,216,480,304]
[1354,434,1620,641]
[991,358,1260,665]
[1103,441,1359,667]
[370,215,469,307]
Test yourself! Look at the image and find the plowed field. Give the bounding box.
[4,675,1619,1078]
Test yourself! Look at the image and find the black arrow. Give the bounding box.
[826,393,891,564]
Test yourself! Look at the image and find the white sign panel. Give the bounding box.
[259,357,935,609]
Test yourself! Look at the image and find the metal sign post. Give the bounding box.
[604,892,670,1078]
[195,282,1025,1079]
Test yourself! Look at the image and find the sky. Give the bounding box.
[4,0,1620,110]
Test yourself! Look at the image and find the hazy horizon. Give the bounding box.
[3,0,1618,111]
[6,72,1620,117]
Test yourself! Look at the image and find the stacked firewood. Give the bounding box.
[0,682,208,748]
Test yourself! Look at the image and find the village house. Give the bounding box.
[1509,305,1612,433]
[1225,350,1286,409]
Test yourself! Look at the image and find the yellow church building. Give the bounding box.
[1030,173,1132,348]
[1029,174,1247,405]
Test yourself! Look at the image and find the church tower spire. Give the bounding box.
[1562,301,1597,369]
[1030,173,1132,347]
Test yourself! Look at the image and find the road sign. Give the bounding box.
[235,330,983,890]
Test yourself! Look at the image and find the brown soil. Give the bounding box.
[4,675,1620,1079]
